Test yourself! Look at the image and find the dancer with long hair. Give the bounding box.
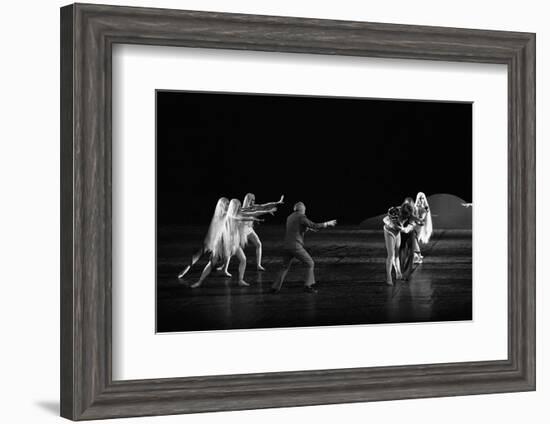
[177,197,229,279]
[413,192,432,263]
[218,193,284,274]
[191,199,273,288]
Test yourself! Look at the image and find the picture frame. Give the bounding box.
[60,3,535,420]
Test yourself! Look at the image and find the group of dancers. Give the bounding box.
[177,191,432,292]
[383,192,433,286]
[177,193,284,288]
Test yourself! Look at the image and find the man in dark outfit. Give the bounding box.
[271,202,337,293]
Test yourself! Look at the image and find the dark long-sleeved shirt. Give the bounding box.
[283,211,325,249]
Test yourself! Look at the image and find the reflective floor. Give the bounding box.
[156,226,472,333]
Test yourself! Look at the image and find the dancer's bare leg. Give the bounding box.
[216,257,232,277]
[412,233,423,263]
[178,248,204,279]
[248,230,265,270]
[235,248,249,286]
[384,231,396,286]
[191,261,213,288]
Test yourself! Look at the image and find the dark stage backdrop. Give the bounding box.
[157,91,472,226]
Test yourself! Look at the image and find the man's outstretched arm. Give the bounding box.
[302,216,337,230]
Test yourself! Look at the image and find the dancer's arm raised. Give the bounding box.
[243,195,285,212]
[232,215,264,223]
[241,207,277,217]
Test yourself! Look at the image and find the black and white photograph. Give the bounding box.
[156,90,473,333]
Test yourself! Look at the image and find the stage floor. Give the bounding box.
[156,226,472,332]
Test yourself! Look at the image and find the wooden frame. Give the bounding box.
[60,3,535,420]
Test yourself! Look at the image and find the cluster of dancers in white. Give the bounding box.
[177,193,284,288]
[177,191,432,292]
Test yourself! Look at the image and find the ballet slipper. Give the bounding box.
[190,281,202,288]
[238,280,250,287]
[257,265,266,271]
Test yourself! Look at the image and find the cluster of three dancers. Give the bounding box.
[177,193,336,292]
[383,192,433,286]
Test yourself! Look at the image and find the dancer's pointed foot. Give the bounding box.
[396,272,403,280]
[221,271,232,277]
[257,265,266,271]
[238,280,249,287]
[386,280,394,286]
[304,285,318,294]
[190,281,202,288]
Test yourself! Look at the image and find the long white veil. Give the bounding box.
[204,197,229,258]
[221,199,249,258]
[415,192,433,244]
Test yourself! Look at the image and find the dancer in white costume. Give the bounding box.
[191,199,273,288]
[413,192,433,263]
[177,197,229,279]
[217,193,284,275]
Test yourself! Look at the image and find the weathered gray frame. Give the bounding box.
[60,3,536,421]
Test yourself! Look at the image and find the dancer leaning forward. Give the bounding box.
[271,202,337,294]
[217,193,284,274]
[383,199,425,286]
[178,197,276,288]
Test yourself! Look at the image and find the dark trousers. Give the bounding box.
[272,246,316,290]
[399,232,415,277]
